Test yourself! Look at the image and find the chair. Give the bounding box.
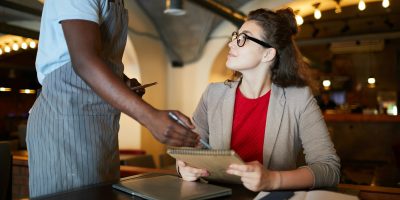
[159,153,176,169]
[119,149,156,168]
[0,142,12,200]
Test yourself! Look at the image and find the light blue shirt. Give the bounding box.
[35,0,108,84]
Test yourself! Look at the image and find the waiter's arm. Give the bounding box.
[61,20,198,147]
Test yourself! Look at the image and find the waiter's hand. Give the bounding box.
[145,110,199,147]
[126,78,145,97]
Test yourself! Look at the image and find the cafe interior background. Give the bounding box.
[0,0,399,197]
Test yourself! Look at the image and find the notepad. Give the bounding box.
[112,175,232,200]
[167,148,245,184]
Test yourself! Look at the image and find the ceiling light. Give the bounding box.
[294,10,303,26]
[295,15,304,26]
[164,0,186,16]
[334,0,342,14]
[21,42,28,49]
[358,0,366,11]
[19,89,36,94]
[322,80,331,87]
[313,3,321,20]
[322,80,331,90]
[12,43,19,51]
[367,77,376,88]
[4,45,11,53]
[368,78,376,84]
[29,41,36,49]
[382,0,390,8]
[0,87,12,92]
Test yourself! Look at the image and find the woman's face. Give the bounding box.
[226,20,269,72]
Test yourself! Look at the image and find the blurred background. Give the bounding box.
[0,0,399,198]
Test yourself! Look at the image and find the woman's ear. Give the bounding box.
[261,48,276,63]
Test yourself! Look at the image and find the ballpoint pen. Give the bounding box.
[167,112,212,149]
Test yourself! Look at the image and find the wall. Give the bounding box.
[122,0,171,166]
[118,36,142,150]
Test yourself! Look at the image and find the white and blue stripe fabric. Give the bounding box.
[27,0,128,197]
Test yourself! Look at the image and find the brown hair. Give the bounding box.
[233,8,314,89]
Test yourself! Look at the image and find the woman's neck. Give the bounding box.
[239,70,272,99]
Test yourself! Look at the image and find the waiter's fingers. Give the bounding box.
[172,111,195,129]
[128,78,141,87]
[134,88,145,97]
[164,117,199,147]
[162,131,199,147]
[149,110,199,147]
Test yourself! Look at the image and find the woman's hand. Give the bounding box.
[226,161,281,192]
[177,160,209,181]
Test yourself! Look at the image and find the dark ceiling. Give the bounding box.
[1,0,400,72]
[296,0,400,45]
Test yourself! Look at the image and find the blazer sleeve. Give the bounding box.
[192,84,212,144]
[298,88,341,188]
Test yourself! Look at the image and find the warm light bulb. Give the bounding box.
[0,87,12,92]
[19,89,36,94]
[4,45,11,53]
[358,0,366,11]
[295,15,304,26]
[382,0,390,8]
[0,48,3,55]
[314,9,321,20]
[21,42,28,49]
[335,5,342,13]
[12,43,19,51]
[322,80,331,87]
[29,41,36,48]
[368,78,376,84]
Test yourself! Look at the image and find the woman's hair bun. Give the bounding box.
[276,8,298,35]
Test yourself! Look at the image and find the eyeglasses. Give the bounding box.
[231,31,272,48]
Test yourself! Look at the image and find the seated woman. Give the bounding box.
[177,8,340,191]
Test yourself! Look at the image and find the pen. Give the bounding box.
[130,82,157,90]
[167,112,212,149]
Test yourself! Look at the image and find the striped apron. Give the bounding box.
[26,0,128,197]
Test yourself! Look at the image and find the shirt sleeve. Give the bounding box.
[55,0,104,24]
[298,87,341,188]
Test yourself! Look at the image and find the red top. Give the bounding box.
[230,88,271,163]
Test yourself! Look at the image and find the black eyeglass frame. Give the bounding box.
[231,31,272,48]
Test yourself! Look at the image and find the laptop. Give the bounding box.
[113,175,232,200]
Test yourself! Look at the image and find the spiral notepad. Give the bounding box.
[167,148,244,184]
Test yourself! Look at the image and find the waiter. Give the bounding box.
[27,0,199,197]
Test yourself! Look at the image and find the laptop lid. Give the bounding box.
[112,175,231,200]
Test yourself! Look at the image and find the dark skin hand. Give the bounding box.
[61,20,199,147]
[123,75,145,97]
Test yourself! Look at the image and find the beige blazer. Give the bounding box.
[192,81,340,188]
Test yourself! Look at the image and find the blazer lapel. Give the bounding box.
[263,84,285,167]
[219,81,239,149]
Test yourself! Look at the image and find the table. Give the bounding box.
[33,173,258,200]
[30,173,400,200]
